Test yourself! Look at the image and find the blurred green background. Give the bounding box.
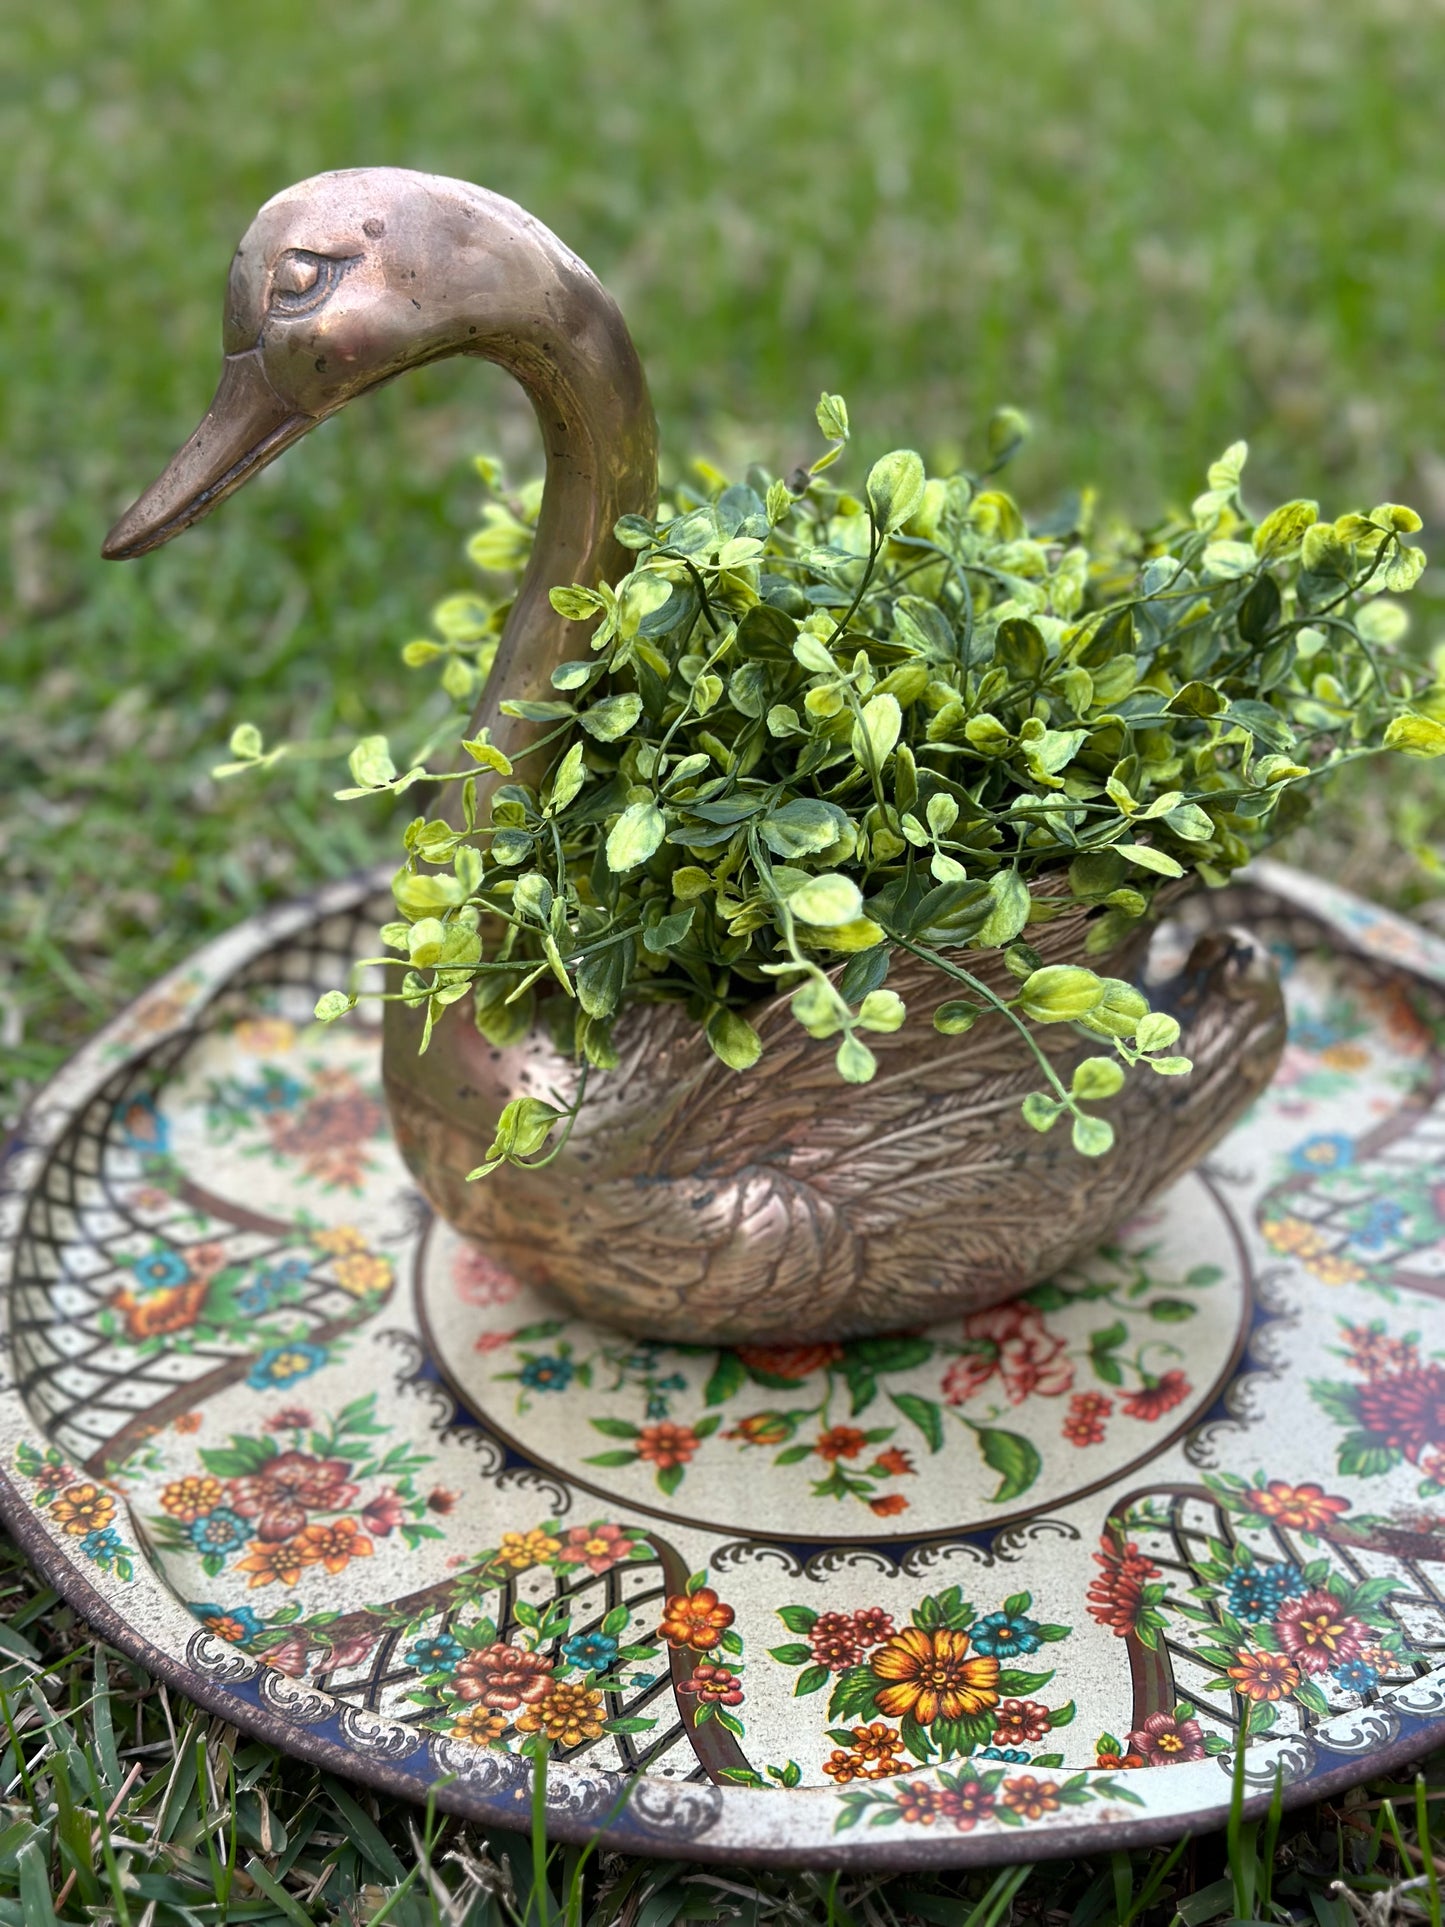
[4,0,1444,1120]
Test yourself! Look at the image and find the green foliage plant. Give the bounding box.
[232,399,1445,1176]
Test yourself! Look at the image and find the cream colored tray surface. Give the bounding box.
[4,861,1445,1868]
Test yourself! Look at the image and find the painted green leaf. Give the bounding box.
[975,1426,1041,1504]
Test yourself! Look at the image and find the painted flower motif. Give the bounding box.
[159,1475,225,1523]
[495,1528,562,1571]
[821,1723,908,1782]
[235,1539,319,1589]
[1094,1747,1146,1770]
[561,1631,619,1672]
[1000,1775,1062,1821]
[869,1494,910,1518]
[406,1634,466,1674]
[262,1068,383,1188]
[1062,1391,1112,1446]
[186,1243,228,1281]
[870,1627,1000,1725]
[120,1095,169,1152]
[110,1280,210,1340]
[677,1662,744,1706]
[1355,1364,1445,1462]
[427,1488,458,1514]
[1348,1200,1408,1253]
[851,1607,896,1647]
[657,1588,735,1652]
[1120,1371,1191,1422]
[247,1344,328,1391]
[129,1247,190,1293]
[361,1489,408,1537]
[331,1252,394,1298]
[815,1426,869,1461]
[173,1412,203,1434]
[1227,1647,1301,1701]
[1086,1538,1161,1637]
[80,1527,125,1566]
[233,1017,297,1054]
[188,1508,251,1556]
[190,1601,264,1643]
[297,1518,373,1574]
[453,1644,554,1711]
[514,1681,607,1747]
[1244,1481,1351,1532]
[895,1782,939,1824]
[938,1777,995,1830]
[450,1243,520,1307]
[1307,1253,1367,1287]
[971,1612,1042,1658]
[262,1633,313,1677]
[979,1746,1031,1764]
[558,1523,636,1573]
[450,1707,509,1747]
[239,1258,311,1317]
[228,1452,361,1542]
[942,1303,1073,1406]
[320,1631,378,1672]
[1334,1658,1380,1695]
[1127,1711,1205,1765]
[634,1422,699,1469]
[809,1611,864,1672]
[49,1483,116,1537]
[733,1342,845,1382]
[726,1413,792,1446]
[264,1407,314,1432]
[1274,1589,1367,1675]
[1263,1215,1330,1259]
[992,1699,1052,1746]
[519,1355,573,1393]
[1343,1323,1419,1380]
[1290,1133,1354,1172]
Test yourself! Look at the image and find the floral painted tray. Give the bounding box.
[5,862,1445,1869]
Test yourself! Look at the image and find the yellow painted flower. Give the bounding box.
[496,1527,562,1571]
[49,1484,117,1536]
[158,1474,223,1522]
[313,1225,368,1256]
[450,1707,509,1746]
[870,1627,999,1725]
[233,1018,297,1054]
[332,1251,394,1297]
[1262,1216,1328,1258]
[515,1681,606,1746]
[1305,1252,1367,1288]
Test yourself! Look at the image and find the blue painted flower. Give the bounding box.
[1334,1658,1379,1695]
[1224,1564,1276,1624]
[244,1072,304,1113]
[247,1343,327,1391]
[519,1354,573,1393]
[1352,1200,1408,1253]
[405,1634,465,1674]
[190,1601,265,1643]
[236,1260,309,1316]
[129,1246,191,1294]
[120,1094,169,1154]
[561,1631,619,1672]
[81,1527,124,1566]
[1257,1562,1307,1611]
[979,1746,1030,1764]
[1289,1133,1354,1174]
[971,1611,1043,1658]
[188,1508,251,1555]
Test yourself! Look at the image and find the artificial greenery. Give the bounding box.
[229,398,1445,1173]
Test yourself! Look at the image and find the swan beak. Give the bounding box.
[101,349,316,560]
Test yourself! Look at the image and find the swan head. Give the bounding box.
[102,167,575,560]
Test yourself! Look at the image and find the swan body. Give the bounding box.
[105,168,1285,1343]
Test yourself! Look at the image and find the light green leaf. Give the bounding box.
[1116,843,1186,878]
[548,742,586,815]
[314,990,357,1023]
[1384,711,1445,757]
[836,1033,878,1083]
[857,989,906,1033]
[1071,1056,1125,1100]
[1017,965,1104,1023]
[1072,1113,1115,1156]
[1135,1011,1181,1052]
[934,1000,980,1035]
[348,735,396,788]
[851,693,902,768]
[977,868,1031,947]
[788,873,864,928]
[865,450,926,534]
[580,692,644,741]
[706,1008,763,1071]
[606,799,665,872]
[759,798,851,859]
[816,392,850,442]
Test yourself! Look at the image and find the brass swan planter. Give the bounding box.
[104,167,1286,1343]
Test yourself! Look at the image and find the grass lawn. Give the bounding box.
[3,0,1445,1916]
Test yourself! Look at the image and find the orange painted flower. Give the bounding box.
[159,1475,224,1522]
[450,1707,509,1747]
[657,1587,735,1651]
[515,1681,606,1746]
[1227,1647,1301,1702]
[1244,1481,1350,1532]
[495,1528,562,1571]
[734,1342,844,1382]
[172,1412,204,1434]
[895,1782,938,1824]
[1000,1775,1061,1821]
[332,1251,394,1297]
[870,1626,1000,1725]
[49,1483,116,1536]
[297,1517,373,1574]
[873,1446,915,1476]
[453,1644,553,1710]
[109,1281,209,1340]
[236,1538,319,1588]
[815,1426,868,1461]
[726,1413,792,1446]
[634,1422,700,1469]
[821,1723,907,1781]
[869,1493,911,1518]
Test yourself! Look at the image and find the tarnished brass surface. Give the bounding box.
[105,168,1286,1341]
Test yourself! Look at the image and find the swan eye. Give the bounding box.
[269,249,353,316]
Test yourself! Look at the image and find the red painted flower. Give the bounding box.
[558,1522,637,1573]
[1243,1480,1350,1531]
[851,1607,896,1647]
[809,1611,864,1672]
[453,1643,554,1710]
[264,1407,314,1433]
[1355,1364,1445,1463]
[361,1489,407,1537]
[937,1777,995,1831]
[734,1342,844,1382]
[815,1426,869,1462]
[1086,1537,1161,1637]
[1120,1371,1191,1422]
[1274,1589,1367,1675]
[873,1446,915,1476]
[942,1304,1073,1406]
[1343,1324,1420,1381]
[427,1487,459,1514]
[993,1698,1052,1746]
[677,1662,744,1706]
[1062,1391,1112,1446]
[869,1493,910,1518]
[635,1422,700,1469]
[228,1452,360,1543]
[1127,1711,1206,1765]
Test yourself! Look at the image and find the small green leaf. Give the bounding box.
[581,692,644,742]
[606,799,665,872]
[1384,712,1445,758]
[857,989,906,1033]
[934,999,980,1035]
[314,990,357,1023]
[836,1033,878,1083]
[788,872,864,928]
[1071,1056,1124,1100]
[348,735,396,788]
[977,868,1031,946]
[866,449,926,533]
[706,1008,763,1071]
[1016,965,1104,1023]
[1071,1113,1115,1157]
[975,1426,1041,1504]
